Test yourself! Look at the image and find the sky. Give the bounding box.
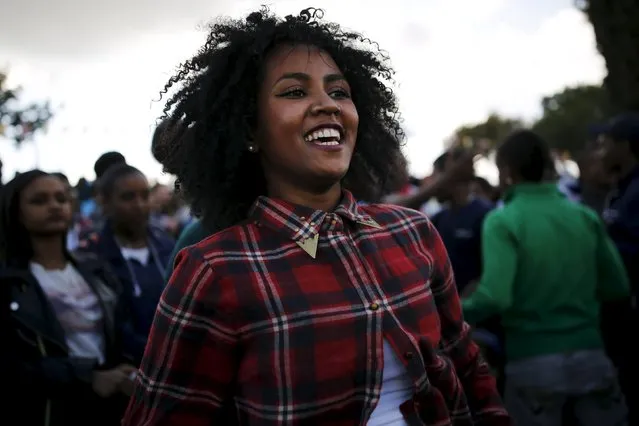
[0,0,605,185]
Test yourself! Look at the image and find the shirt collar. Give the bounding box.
[503,182,560,203]
[248,190,380,242]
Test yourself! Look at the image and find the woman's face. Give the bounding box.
[19,175,72,236]
[254,44,359,197]
[104,172,150,230]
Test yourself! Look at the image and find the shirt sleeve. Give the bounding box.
[462,211,517,324]
[122,247,239,426]
[426,218,511,425]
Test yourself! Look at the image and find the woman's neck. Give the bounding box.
[114,225,148,248]
[267,181,342,212]
[31,236,66,270]
[115,233,148,249]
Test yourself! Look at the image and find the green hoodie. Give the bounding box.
[463,183,629,361]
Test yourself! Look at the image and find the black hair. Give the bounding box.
[433,153,448,173]
[496,130,554,183]
[151,118,182,165]
[472,176,493,192]
[159,7,405,230]
[0,170,59,267]
[605,112,639,160]
[51,172,69,185]
[94,151,126,179]
[97,163,144,199]
[432,147,466,173]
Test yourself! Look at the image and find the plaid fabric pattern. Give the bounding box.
[122,191,510,426]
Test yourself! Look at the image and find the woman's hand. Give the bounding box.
[92,364,138,398]
[119,368,138,397]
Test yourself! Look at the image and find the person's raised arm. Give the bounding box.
[383,151,475,209]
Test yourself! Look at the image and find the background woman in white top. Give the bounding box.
[0,170,136,426]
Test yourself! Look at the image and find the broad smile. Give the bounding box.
[304,124,344,147]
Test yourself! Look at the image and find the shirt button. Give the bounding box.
[300,216,306,221]
[10,302,19,311]
[369,302,380,311]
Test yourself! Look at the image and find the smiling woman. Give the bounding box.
[122,7,511,426]
[158,7,406,231]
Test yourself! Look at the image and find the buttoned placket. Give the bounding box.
[327,216,425,418]
[254,194,427,407]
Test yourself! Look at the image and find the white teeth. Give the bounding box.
[305,127,341,143]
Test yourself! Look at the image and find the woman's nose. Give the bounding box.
[310,93,340,116]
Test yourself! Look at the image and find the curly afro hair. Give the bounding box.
[161,7,406,230]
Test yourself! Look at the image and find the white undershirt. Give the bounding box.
[120,246,150,265]
[30,262,109,363]
[368,340,413,425]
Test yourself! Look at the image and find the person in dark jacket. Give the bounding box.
[598,112,639,421]
[0,170,136,426]
[80,163,174,364]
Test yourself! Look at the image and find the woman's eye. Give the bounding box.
[55,194,69,204]
[29,196,47,205]
[281,89,305,98]
[330,88,351,99]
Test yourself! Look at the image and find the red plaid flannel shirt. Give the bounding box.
[122,191,511,425]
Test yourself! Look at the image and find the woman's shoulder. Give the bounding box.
[69,251,122,291]
[0,264,33,286]
[182,221,257,258]
[359,202,432,228]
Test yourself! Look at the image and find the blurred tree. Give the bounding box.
[0,72,53,145]
[532,85,612,156]
[452,113,523,154]
[577,0,639,111]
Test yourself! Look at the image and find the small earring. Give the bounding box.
[248,145,257,153]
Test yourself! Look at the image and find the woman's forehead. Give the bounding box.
[262,44,341,79]
[23,176,64,194]
[116,173,148,188]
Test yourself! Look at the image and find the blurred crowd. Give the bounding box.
[1,110,638,425]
